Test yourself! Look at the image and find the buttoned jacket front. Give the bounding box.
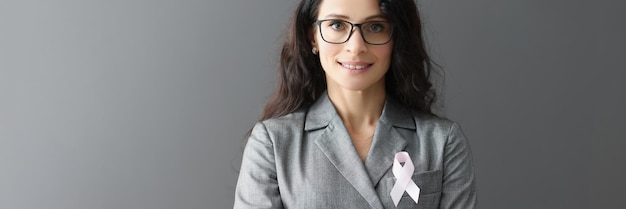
[234,94,478,209]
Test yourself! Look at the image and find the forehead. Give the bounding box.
[317,0,384,21]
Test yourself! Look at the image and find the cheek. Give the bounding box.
[376,45,393,63]
[318,41,341,54]
[318,43,342,63]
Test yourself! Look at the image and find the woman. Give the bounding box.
[234,0,477,208]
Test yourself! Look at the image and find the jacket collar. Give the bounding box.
[304,92,415,131]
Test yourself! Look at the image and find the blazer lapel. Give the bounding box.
[307,94,384,209]
[364,97,416,186]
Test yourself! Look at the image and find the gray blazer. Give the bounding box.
[234,94,478,209]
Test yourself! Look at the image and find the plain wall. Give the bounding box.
[1,0,624,208]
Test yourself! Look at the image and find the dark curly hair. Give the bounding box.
[260,0,438,121]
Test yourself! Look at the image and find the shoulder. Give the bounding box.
[251,109,307,144]
[259,108,307,129]
[410,112,466,142]
[413,113,458,131]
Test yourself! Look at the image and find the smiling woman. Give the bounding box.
[233,0,478,208]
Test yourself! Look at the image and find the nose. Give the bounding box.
[345,28,368,54]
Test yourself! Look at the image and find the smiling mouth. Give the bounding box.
[338,62,373,70]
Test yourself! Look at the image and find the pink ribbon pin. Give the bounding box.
[390,151,420,207]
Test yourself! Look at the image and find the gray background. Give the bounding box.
[1,0,624,208]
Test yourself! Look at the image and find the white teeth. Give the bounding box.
[341,63,368,69]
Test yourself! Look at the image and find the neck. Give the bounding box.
[327,85,385,134]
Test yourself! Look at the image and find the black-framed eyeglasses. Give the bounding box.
[315,19,393,45]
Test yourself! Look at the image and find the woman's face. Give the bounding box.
[312,0,393,92]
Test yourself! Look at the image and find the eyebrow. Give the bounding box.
[323,13,388,21]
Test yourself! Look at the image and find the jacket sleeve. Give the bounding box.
[439,123,479,209]
[233,122,284,209]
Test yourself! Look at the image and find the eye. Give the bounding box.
[368,23,385,33]
[327,20,346,31]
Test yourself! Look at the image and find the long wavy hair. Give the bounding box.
[260,0,438,121]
